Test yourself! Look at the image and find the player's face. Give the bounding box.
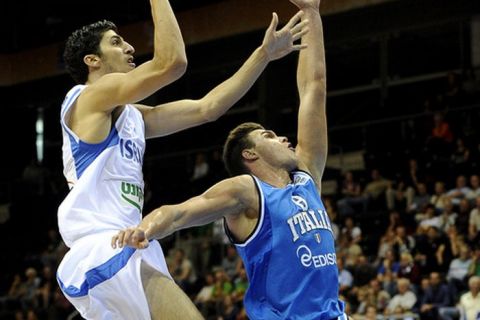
[249,129,298,170]
[97,30,136,74]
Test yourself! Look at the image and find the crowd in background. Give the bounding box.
[0,70,480,320]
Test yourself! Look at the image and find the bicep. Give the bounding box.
[81,62,183,113]
[173,178,248,229]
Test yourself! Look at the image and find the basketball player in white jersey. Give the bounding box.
[56,0,309,318]
[112,0,349,319]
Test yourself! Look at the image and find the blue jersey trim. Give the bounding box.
[68,127,120,179]
[57,246,136,298]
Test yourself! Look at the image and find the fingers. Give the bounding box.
[122,228,135,247]
[285,10,305,29]
[291,20,309,42]
[111,228,144,249]
[111,233,120,249]
[266,12,279,35]
[291,43,308,51]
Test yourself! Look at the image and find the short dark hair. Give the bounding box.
[222,122,264,176]
[63,20,118,84]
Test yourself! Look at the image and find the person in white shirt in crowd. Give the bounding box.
[384,277,417,318]
[447,175,472,206]
[438,275,480,320]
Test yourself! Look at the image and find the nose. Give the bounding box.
[124,42,135,55]
[280,136,288,143]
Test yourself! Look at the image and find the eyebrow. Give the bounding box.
[261,130,275,136]
[109,35,123,42]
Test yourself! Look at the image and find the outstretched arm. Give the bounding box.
[138,10,309,138]
[82,0,187,112]
[111,175,256,249]
[291,0,327,190]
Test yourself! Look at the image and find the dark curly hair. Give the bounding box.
[63,20,117,84]
[222,122,264,176]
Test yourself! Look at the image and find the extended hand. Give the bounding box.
[262,10,309,61]
[111,227,149,249]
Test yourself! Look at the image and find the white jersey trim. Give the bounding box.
[236,175,266,248]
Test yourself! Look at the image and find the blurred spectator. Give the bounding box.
[338,257,354,295]
[443,71,462,108]
[419,272,451,320]
[342,216,362,245]
[221,245,241,281]
[469,196,480,242]
[19,267,41,311]
[0,273,23,312]
[337,171,367,217]
[386,178,409,213]
[430,181,449,213]
[397,252,422,286]
[169,248,197,295]
[438,275,480,320]
[446,245,472,301]
[426,112,454,155]
[450,138,471,177]
[456,198,472,236]
[417,204,442,230]
[194,273,215,317]
[446,175,471,206]
[408,182,430,215]
[190,151,210,195]
[217,294,239,320]
[376,229,397,270]
[469,246,480,277]
[190,152,209,182]
[231,268,248,304]
[392,225,416,259]
[384,278,417,317]
[415,226,452,274]
[364,169,391,211]
[377,249,400,283]
[466,175,480,204]
[352,255,377,288]
[211,268,233,306]
[355,279,390,316]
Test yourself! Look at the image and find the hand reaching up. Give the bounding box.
[261,10,309,61]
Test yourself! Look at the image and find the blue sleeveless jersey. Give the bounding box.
[228,171,345,320]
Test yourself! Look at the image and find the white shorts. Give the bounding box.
[57,231,170,320]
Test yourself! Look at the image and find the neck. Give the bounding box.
[250,166,292,188]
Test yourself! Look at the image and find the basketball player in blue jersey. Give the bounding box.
[112,0,348,319]
[57,0,309,318]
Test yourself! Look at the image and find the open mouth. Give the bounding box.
[127,57,136,67]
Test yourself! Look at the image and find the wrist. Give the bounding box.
[256,45,271,63]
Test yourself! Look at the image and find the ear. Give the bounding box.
[84,54,101,68]
[241,149,258,161]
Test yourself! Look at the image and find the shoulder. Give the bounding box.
[220,175,256,198]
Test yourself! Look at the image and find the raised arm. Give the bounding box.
[138,11,309,138]
[290,0,327,189]
[82,0,187,112]
[111,175,256,249]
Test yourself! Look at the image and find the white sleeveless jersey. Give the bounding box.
[56,85,171,320]
[58,85,146,248]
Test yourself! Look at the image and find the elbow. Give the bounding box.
[169,56,188,80]
[152,54,188,81]
[201,101,225,122]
